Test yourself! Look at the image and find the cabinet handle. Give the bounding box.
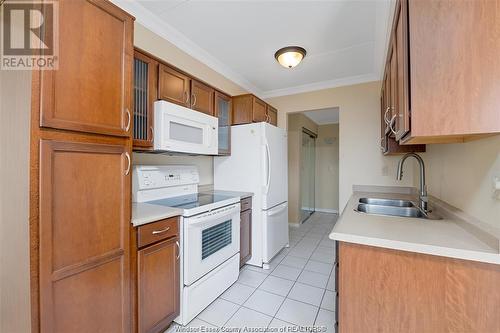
[191,93,197,107]
[124,152,131,176]
[175,241,180,260]
[152,226,170,235]
[388,113,397,135]
[184,91,190,104]
[125,108,131,132]
[149,126,154,142]
[380,137,386,152]
[383,107,391,124]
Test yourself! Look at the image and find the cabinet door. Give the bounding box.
[39,139,130,333]
[133,50,158,149]
[267,105,278,126]
[215,91,232,155]
[191,80,215,116]
[394,0,410,141]
[252,97,267,122]
[138,238,180,333]
[39,0,133,137]
[389,45,398,138]
[158,64,191,107]
[232,95,253,125]
[240,209,252,267]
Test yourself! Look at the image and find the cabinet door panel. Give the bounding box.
[138,238,180,333]
[40,0,133,137]
[215,91,232,155]
[253,98,267,122]
[158,64,190,107]
[395,0,410,140]
[191,80,214,116]
[134,50,157,149]
[39,139,130,333]
[240,209,252,267]
[267,105,278,126]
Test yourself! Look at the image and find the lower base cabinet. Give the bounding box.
[240,197,252,267]
[338,242,500,333]
[134,217,180,333]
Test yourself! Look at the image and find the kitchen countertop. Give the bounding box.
[206,190,254,199]
[329,185,500,265]
[131,202,183,227]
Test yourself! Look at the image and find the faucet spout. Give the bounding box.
[396,153,428,213]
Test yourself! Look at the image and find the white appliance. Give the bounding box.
[214,122,289,268]
[153,100,218,155]
[132,165,241,325]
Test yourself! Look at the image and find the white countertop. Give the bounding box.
[208,190,254,199]
[329,186,500,265]
[132,202,183,227]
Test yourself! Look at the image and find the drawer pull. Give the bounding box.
[176,241,180,260]
[152,227,170,235]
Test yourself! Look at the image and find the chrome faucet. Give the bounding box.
[396,153,429,213]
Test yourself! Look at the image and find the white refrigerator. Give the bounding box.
[214,122,289,267]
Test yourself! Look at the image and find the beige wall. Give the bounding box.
[267,81,415,211]
[0,70,32,332]
[316,124,340,213]
[287,114,319,224]
[419,136,500,228]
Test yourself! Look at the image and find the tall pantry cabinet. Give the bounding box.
[30,1,134,332]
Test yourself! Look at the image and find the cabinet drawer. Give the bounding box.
[241,197,252,211]
[138,217,179,248]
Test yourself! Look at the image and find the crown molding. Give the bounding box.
[260,73,379,99]
[110,0,263,96]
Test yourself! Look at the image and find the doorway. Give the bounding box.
[300,128,317,223]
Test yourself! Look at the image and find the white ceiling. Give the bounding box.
[114,0,393,98]
[304,107,340,125]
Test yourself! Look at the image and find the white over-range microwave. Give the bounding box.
[153,100,218,155]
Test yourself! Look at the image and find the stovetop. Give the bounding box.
[146,191,240,217]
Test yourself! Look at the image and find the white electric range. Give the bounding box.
[132,165,241,325]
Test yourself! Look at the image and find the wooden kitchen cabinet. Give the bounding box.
[133,49,158,149]
[158,64,191,108]
[137,237,180,333]
[215,91,232,155]
[39,0,133,137]
[338,242,500,333]
[191,79,215,116]
[240,197,252,267]
[232,94,268,124]
[382,0,500,144]
[267,105,278,126]
[38,139,131,333]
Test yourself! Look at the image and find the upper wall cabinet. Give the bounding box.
[158,64,191,108]
[267,105,278,126]
[384,0,500,145]
[215,91,232,155]
[232,94,276,125]
[133,50,158,149]
[39,0,133,137]
[191,79,215,116]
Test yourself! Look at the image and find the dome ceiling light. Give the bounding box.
[274,46,307,69]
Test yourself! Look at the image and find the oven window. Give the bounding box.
[202,220,232,260]
[170,121,204,144]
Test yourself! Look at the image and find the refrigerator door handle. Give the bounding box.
[264,140,271,194]
[267,203,287,217]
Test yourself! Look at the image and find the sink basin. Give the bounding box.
[355,203,427,218]
[359,197,414,207]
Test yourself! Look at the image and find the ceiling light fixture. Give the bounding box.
[274,46,307,68]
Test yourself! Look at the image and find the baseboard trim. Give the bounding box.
[315,208,339,214]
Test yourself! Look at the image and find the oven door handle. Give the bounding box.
[187,204,240,227]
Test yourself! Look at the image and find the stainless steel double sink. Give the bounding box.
[355,197,441,220]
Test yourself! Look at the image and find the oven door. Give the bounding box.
[183,203,240,285]
[154,100,218,155]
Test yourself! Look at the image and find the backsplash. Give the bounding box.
[421,135,500,228]
[132,153,214,186]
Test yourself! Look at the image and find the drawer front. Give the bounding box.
[240,197,252,211]
[138,217,179,248]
